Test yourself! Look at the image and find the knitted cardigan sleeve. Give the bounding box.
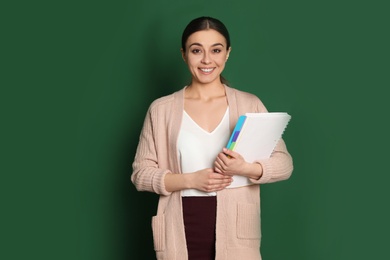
[251,139,293,184]
[131,105,172,196]
[238,91,293,184]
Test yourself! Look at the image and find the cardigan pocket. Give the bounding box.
[152,214,165,252]
[236,203,261,240]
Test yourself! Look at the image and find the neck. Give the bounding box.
[185,82,226,100]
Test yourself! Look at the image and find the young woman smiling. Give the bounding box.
[131,16,293,260]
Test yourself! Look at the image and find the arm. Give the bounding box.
[132,107,232,195]
[214,148,264,179]
[214,139,293,184]
[252,139,293,184]
[131,108,172,195]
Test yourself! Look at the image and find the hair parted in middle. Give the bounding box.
[181,16,231,52]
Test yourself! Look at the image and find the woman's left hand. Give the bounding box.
[214,148,247,176]
[214,148,263,179]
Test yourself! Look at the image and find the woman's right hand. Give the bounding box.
[165,168,232,193]
[189,168,233,193]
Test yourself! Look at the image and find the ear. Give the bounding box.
[226,47,232,61]
[180,48,186,62]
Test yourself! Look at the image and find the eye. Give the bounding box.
[191,48,202,54]
[212,49,222,53]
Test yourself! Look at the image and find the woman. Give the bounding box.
[131,16,293,260]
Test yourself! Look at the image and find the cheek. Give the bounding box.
[215,55,228,64]
[187,56,201,66]
[216,59,227,67]
[186,60,199,74]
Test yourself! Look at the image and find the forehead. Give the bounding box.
[186,29,227,47]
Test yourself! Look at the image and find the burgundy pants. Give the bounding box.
[182,196,217,260]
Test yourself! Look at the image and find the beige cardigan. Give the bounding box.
[131,85,293,260]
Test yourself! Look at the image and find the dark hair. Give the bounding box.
[181,16,231,51]
[181,17,231,86]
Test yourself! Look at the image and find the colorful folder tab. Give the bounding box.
[226,115,247,150]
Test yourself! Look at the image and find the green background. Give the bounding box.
[2,0,389,259]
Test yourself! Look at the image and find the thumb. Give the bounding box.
[223,147,237,158]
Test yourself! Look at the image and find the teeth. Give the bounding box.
[200,68,214,73]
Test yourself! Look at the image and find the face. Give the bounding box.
[182,29,231,86]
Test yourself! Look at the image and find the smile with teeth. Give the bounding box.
[199,68,215,73]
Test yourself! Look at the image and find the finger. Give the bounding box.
[215,153,226,163]
[207,181,232,192]
[222,148,240,159]
[213,172,232,181]
[214,161,223,173]
[215,157,228,171]
[210,173,232,182]
[217,152,229,163]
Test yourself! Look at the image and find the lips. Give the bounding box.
[199,67,215,73]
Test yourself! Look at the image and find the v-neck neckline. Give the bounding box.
[183,107,229,135]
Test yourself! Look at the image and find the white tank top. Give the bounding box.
[177,108,230,197]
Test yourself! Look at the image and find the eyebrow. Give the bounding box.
[189,43,225,48]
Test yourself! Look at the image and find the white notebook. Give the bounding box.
[225,112,291,188]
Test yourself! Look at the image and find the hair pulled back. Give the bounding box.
[181,16,231,51]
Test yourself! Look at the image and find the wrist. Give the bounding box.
[245,162,263,180]
[183,173,193,189]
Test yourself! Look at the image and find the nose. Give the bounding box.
[201,52,211,64]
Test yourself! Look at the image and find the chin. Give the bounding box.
[195,76,221,85]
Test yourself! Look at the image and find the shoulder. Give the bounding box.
[149,94,175,110]
[148,87,184,113]
[226,86,267,112]
[231,87,261,102]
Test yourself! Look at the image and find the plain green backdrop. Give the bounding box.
[2,0,389,259]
